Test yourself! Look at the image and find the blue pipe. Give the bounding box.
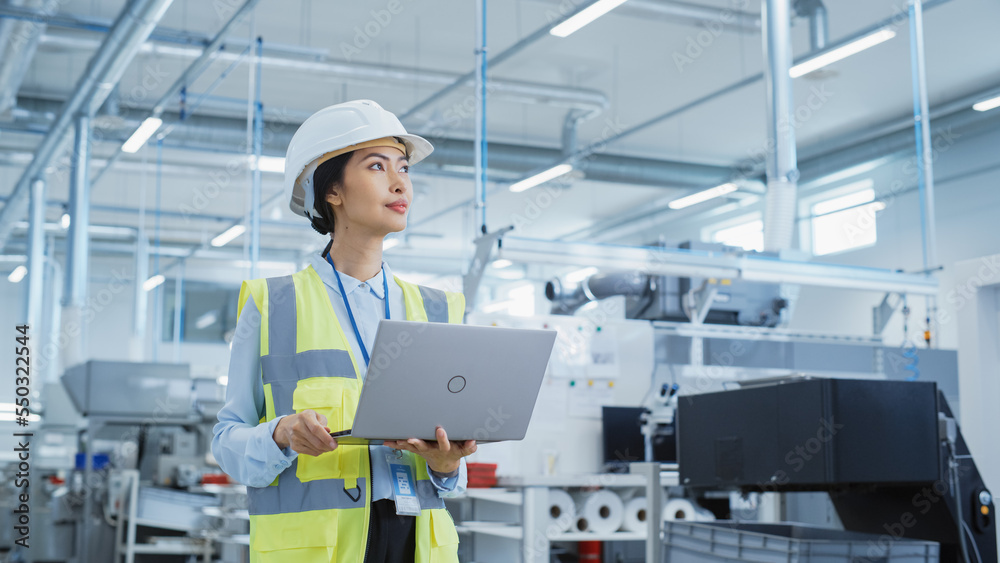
[478,0,488,234]
[476,0,488,234]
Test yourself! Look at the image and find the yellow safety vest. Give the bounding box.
[237,264,465,563]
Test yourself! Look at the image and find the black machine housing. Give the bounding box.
[677,378,996,562]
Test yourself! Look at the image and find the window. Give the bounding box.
[810,186,884,256]
[710,219,764,252]
[507,284,536,317]
[161,280,241,343]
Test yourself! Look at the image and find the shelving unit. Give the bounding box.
[111,470,215,563]
[449,464,678,563]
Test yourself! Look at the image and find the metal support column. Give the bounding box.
[45,238,63,383]
[78,420,102,563]
[63,113,91,368]
[68,114,94,560]
[521,486,550,563]
[249,36,263,279]
[473,0,488,236]
[26,178,46,330]
[908,0,939,346]
[795,0,828,52]
[634,462,664,563]
[151,139,164,363]
[172,261,184,362]
[908,0,939,272]
[761,0,799,252]
[131,235,149,361]
[808,2,828,51]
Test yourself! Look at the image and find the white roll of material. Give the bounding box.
[546,489,577,534]
[621,496,648,532]
[573,490,625,534]
[663,498,715,522]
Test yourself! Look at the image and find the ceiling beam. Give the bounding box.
[0,0,176,251]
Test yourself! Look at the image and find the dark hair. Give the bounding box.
[309,152,354,235]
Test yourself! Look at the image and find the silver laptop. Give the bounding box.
[330,320,556,445]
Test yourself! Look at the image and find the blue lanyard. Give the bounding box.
[324,252,390,367]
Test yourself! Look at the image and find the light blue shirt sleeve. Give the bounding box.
[428,457,468,498]
[211,299,298,488]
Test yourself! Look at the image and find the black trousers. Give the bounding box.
[364,499,416,563]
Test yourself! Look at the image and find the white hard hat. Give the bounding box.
[284,99,433,219]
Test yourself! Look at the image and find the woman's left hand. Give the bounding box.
[384,426,477,474]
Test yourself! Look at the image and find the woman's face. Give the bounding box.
[325,145,412,238]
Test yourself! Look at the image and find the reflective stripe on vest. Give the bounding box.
[240,265,464,560]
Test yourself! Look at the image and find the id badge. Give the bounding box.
[386,454,421,516]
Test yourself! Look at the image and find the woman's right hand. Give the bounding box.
[272,409,339,456]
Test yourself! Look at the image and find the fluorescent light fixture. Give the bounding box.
[383,238,401,250]
[143,274,165,292]
[790,28,896,78]
[211,225,246,247]
[973,95,1000,112]
[217,375,229,386]
[510,163,573,193]
[122,117,163,153]
[550,0,629,38]
[7,265,27,283]
[566,266,599,283]
[253,155,286,173]
[60,213,70,229]
[668,183,739,210]
[491,259,513,269]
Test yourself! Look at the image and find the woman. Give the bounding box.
[212,99,475,563]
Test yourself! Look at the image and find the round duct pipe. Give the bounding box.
[545,271,652,315]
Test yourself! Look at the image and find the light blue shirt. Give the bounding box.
[211,251,467,500]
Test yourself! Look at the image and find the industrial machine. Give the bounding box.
[545,241,788,327]
[677,377,997,562]
[0,360,246,563]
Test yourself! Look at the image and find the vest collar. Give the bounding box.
[308,250,394,299]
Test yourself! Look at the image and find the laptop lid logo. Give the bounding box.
[448,376,466,393]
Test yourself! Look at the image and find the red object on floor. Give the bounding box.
[579,540,602,562]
